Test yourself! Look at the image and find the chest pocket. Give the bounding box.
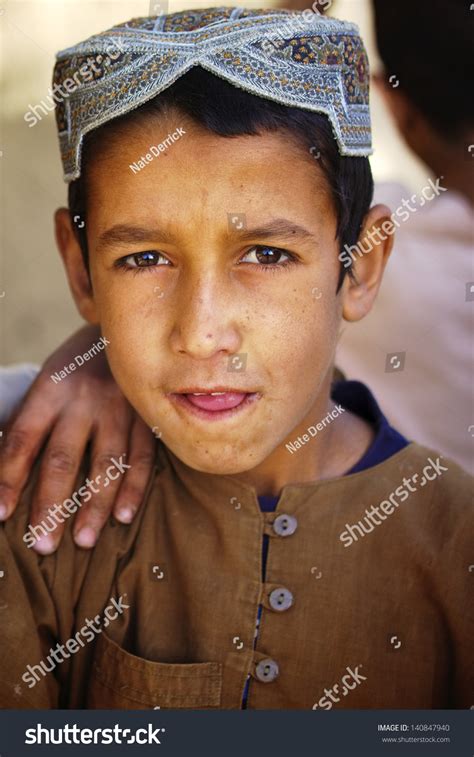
[87,632,223,709]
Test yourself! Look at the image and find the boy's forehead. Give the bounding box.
[88,124,334,228]
[53,6,372,183]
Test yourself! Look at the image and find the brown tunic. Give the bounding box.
[0,441,472,709]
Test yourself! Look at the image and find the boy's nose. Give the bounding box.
[169,274,241,360]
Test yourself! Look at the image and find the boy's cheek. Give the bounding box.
[95,309,163,411]
[94,272,340,397]
[105,344,166,432]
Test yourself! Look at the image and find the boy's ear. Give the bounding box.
[341,203,394,323]
[54,208,99,324]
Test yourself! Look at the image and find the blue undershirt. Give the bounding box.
[241,380,409,708]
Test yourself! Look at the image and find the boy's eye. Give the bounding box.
[117,251,170,268]
[115,246,296,272]
[240,245,293,267]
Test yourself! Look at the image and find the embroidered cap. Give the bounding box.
[53,6,372,182]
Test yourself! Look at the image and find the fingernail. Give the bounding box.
[116,507,134,524]
[74,527,97,548]
[33,535,56,555]
[0,504,7,520]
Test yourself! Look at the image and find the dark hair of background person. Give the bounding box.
[372,0,474,139]
[68,67,374,291]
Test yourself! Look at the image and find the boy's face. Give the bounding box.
[58,109,387,479]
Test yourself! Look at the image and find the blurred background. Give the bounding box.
[0,0,429,364]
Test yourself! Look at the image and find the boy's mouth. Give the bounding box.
[168,387,260,420]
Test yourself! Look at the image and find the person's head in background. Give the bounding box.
[372,0,474,203]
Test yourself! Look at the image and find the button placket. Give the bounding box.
[247,513,298,696]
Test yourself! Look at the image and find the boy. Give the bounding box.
[0,7,472,709]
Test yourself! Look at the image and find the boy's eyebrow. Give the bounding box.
[95,218,316,253]
[235,219,316,243]
[96,224,174,253]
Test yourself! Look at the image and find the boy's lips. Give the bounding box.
[168,387,261,420]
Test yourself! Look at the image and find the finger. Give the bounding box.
[0,380,59,521]
[112,416,156,524]
[28,408,92,555]
[73,401,133,548]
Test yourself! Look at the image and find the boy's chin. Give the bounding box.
[170,445,263,476]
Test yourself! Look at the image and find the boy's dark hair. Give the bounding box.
[69,67,373,290]
[373,0,474,139]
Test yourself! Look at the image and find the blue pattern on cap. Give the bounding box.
[53,7,372,182]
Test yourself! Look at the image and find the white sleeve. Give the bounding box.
[0,364,40,423]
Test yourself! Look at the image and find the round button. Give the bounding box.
[273,513,298,536]
[269,587,294,612]
[255,658,279,683]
